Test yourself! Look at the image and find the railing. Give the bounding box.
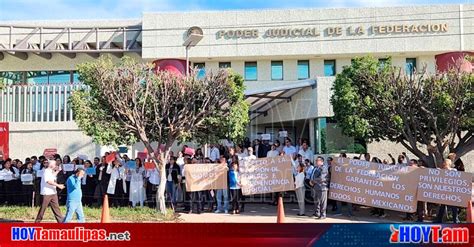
[0,83,87,122]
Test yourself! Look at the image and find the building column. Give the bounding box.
[309,118,316,154]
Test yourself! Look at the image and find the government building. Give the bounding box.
[0,4,473,168]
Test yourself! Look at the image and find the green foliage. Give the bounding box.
[70,56,249,149]
[330,55,473,166]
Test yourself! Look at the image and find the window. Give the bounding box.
[48,71,71,83]
[405,58,417,75]
[297,60,310,80]
[244,62,258,81]
[194,63,205,79]
[271,61,283,80]
[219,62,231,69]
[378,58,389,68]
[324,60,336,76]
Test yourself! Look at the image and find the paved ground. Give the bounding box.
[177,203,416,223]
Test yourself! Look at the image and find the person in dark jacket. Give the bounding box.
[310,156,329,220]
[165,156,181,209]
[94,157,110,206]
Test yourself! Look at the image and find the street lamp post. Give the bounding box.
[183,27,204,77]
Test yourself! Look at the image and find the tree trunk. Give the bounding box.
[156,150,169,214]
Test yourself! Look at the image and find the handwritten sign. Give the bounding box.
[184,163,228,192]
[75,165,84,170]
[240,156,294,195]
[36,169,44,177]
[86,167,96,175]
[328,158,419,213]
[417,168,472,208]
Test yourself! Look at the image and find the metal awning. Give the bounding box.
[245,79,316,121]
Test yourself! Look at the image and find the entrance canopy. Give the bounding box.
[245,79,316,121]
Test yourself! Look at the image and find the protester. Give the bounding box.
[310,156,329,220]
[266,144,280,158]
[215,157,229,214]
[64,168,86,223]
[282,138,297,156]
[435,159,460,223]
[106,159,127,207]
[35,160,64,223]
[145,161,160,209]
[165,156,181,209]
[20,161,35,206]
[129,158,146,208]
[229,162,241,214]
[294,163,305,216]
[298,141,314,162]
[94,158,110,206]
[81,160,96,206]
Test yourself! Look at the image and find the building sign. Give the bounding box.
[417,168,472,208]
[329,158,419,213]
[240,156,294,195]
[216,23,448,39]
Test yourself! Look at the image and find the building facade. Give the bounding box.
[0,4,473,167]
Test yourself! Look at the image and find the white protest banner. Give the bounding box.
[21,174,33,182]
[417,168,472,208]
[240,156,294,196]
[63,163,75,172]
[328,158,420,213]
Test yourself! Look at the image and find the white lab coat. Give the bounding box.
[106,164,127,194]
[129,167,146,206]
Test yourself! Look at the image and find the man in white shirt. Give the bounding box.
[298,142,314,162]
[209,144,220,162]
[266,144,280,158]
[244,147,257,160]
[282,138,297,156]
[35,160,65,223]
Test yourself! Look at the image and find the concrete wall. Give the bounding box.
[142,4,472,60]
[9,121,100,159]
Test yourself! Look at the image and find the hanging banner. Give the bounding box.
[417,168,473,208]
[0,122,9,159]
[328,158,420,213]
[184,163,228,192]
[240,156,294,195]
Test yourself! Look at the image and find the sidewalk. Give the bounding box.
[177,203,412,223]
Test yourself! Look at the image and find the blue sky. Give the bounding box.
[0,0,471,21]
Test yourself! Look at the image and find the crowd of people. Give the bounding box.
[0,136,468,223]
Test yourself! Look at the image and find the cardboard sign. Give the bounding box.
[240,156,294,196]
[417,168,472,208]
[184,147,195,156]
[63,163,75,172]
[0,122,9,159]
[77,154,88,161]
[144,162,155,170]
[126,161,136,169]
[43,148,57,160]
[75,165,85,170]
[184,163,228,192]
[105,152,116,164]
[328,158,419,213]
[261,134,271,140]
[137,152,147,162]
[86,167,96,175]
[21,174,33,182]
